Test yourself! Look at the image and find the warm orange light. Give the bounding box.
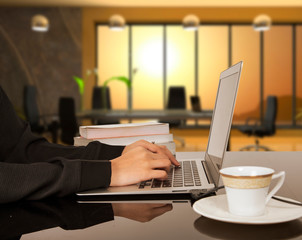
[136,38,163,78]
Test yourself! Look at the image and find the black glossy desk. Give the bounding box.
[3,152,302,240]
[77,109,213,122]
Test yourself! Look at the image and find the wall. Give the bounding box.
[0,7,82,119]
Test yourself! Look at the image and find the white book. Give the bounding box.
[74,133,173,146]
[74,135,176,155]
[79,122,169,139]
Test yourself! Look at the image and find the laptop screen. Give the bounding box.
[205,62,242,186]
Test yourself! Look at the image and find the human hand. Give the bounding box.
[112,203,172,222]
[122,140,180,167]
[110,146,172,187]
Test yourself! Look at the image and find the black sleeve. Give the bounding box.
[0,157,112,203]
[0,86,125,203]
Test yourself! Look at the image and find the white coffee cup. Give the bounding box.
[220,166,285,217]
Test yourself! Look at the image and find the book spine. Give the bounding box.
[74,138,176,155]
[80,125,169,139]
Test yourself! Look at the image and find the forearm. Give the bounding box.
[0,157,111,204]
[6,124,124,164]
[0,86,125,165]
[24,134,125,163]
[0,86,126,203]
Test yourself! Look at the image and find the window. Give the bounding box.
[232,26,260,122]
[167,26,195,109]
[198,26,228,111]
[97,26,129,109]
[296,26,302,125]
[96,23,301,127]
[264,26,292,125]
[132,26,164,110]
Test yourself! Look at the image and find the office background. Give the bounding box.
[1,3,302,151]
[1,6,302,126]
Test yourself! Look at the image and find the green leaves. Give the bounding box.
[73,76,85,95]
[103,76,131,89]
[296,108,302,120]
[72,74,130,98]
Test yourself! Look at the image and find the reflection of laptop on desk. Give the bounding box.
[77,61,243,197]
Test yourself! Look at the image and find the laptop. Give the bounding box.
[77,61,243,197]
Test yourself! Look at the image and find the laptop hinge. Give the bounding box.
[202,161,214,184]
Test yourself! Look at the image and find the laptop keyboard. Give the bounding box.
[138,160,202,189]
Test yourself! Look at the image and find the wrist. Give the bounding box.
[109,159,119,187]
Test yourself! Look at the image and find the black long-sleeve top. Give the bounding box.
[0,87,125,203]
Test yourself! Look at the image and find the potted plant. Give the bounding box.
[73,69,97,110]
[73,68,136,111]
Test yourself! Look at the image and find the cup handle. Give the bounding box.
[265,171,286,204]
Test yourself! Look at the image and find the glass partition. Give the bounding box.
[132,26,164,110]
[264,26,292,124]
[97,26,129,109]
[166,26,195,110]
[296,26,302,125]
[198,26,228,111]
[96,23,299,127]
[232,26,260,123]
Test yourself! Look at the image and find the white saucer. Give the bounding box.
[193,194,302,225]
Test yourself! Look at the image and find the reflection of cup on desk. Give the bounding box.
[220,166,285,217]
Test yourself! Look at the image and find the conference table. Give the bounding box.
[3,151,302,240]
[77,109,213,123]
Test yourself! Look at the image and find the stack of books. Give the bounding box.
[74,122,176,155]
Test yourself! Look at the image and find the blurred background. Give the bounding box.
[1,0,302,151]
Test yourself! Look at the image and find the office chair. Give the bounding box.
[167,86,186,124]
[165,86,187,147]
[190,95,202,112]
[58,97,78,145]
[92,86,119,125]
[238,95,278,151]
[23,85,58,143]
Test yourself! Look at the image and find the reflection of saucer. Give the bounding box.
[194,217,302,240]
[193,194,302,225]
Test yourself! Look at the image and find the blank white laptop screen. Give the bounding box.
[205,63,242,185]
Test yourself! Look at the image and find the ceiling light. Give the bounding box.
[109,14,126,31]
[182,15,200,31]
[253,14,272,32]
[31,14,49,32]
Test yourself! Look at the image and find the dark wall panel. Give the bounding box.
[0,7,82,119]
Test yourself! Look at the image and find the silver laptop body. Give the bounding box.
[77,61,243,196]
